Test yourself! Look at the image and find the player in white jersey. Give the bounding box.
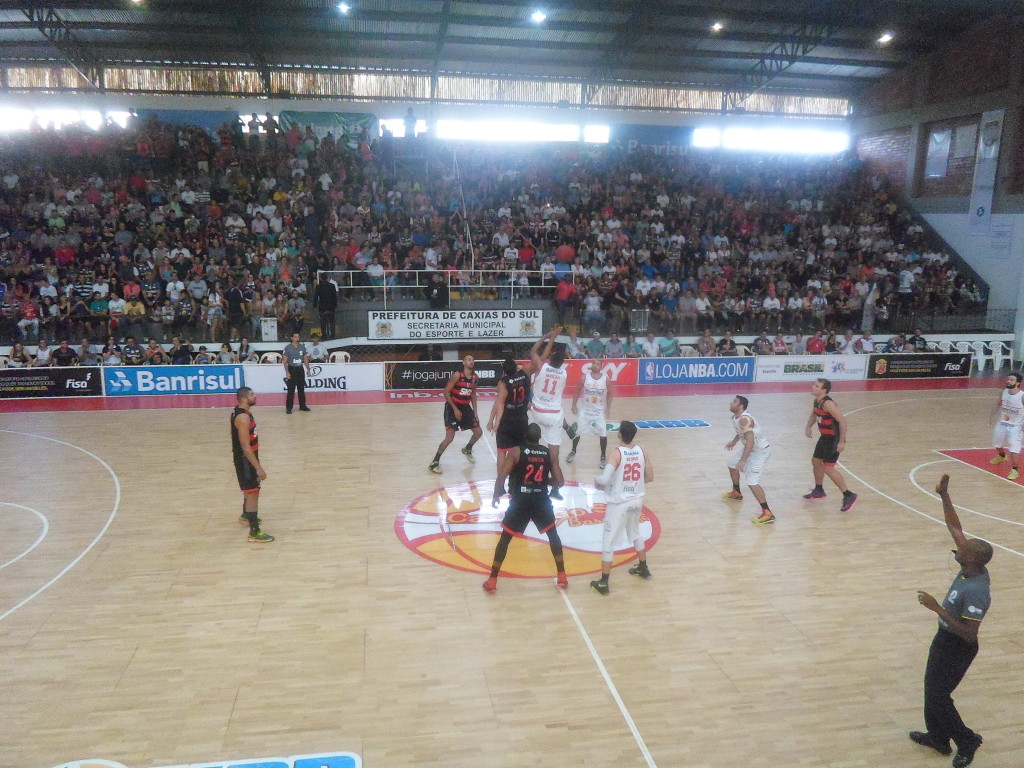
[989,371,1024,480]
[566,359,614,467]
[723,396,775,524]
[529,328,570,485]
[591,420,655,595]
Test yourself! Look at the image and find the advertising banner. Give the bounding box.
[968,109,1004,235]
[0,366,103,399]
[385,360,504,390]
[103,365,244,396]
[527,358,640,389]
[638,357,755,385]
[368,310,543,341]
[244,362,383,393]
[609,124,694,156]
[754,355,867,382]
[867,353,972,379]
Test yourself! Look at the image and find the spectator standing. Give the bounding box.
[282,332,312,413]
[314,274,338,338]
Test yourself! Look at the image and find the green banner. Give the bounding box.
[277,111,377,149]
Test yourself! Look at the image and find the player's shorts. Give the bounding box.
[992,421,1023,453]
[235,458,260,493]
[813,434,840,464]
[576,409,607,438]
[444,402,479,431]
[601,498,643,559]
[727,446,770,486]
[501,492,557,535]
[529,406,563,446]
[496,410,529,450]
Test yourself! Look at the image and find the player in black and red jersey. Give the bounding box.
[803,378,857,511]
[486,329,558,473]
[483,423,568,592]
[231,386,274,542]
[428,355,483,473]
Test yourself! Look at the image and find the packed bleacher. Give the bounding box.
[0,112,986,366]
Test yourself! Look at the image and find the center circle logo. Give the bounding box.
[395,481,660,578]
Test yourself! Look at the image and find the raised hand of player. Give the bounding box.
[936,474,950,496]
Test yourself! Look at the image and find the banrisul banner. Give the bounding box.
[50,752,360,768]
[639,357,755,385]
[103,365,244,396]
[385,360,504,390]
[609,124,695,156]
[0,366,103,399]
[755,355,867,382]
[867,353,972,379]
[368,310,542,341]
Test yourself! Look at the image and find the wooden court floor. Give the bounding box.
[2,384,1023,768]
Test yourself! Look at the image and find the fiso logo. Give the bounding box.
[66,372,93,389]
[944,362,963,371]
[395,481,660,577]
[51,752,360,768]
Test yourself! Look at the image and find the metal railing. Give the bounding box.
[317,268,559,308]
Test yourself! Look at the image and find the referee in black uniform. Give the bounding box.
[282,332,312,413]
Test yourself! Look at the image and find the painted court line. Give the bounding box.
[0,430,122,623]
[559,589,658,768]
[909,460,1024,527]
[840,397,1024,561]
[933,448,1024,492]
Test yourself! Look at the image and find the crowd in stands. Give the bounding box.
[560,327,936,360]
[0,110,985,365]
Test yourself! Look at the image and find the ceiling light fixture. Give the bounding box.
[711,22,724,32]
[338,2,351,14]
[531,10,547,23]
[877,32,893,44]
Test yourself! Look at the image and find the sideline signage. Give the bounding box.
[103,365,244,396]
[368,310,543,341]
[51,752,360,768]
[0,366,103,399]
[385,360,504,390]
[755,355,867,382]
[244,362,384,393]
[867,352,972,379]
[639,357,754,385]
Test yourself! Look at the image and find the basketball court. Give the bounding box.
[2,376,1023,768]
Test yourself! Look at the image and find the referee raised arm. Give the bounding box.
[282,332,312,414]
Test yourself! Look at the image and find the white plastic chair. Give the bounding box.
[259,351,283,364]
[969,341,992,372]
[987,341,1012,371]
[678,345,698,357]
[954,341,971,355]
[328,350,351,363]
[936,340,953,354]
[735,344,752,356]
[0,355,8,369]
